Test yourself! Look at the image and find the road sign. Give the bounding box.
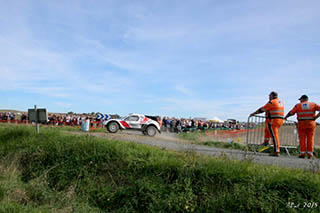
[28,108,48,122]
[96,113,111,120]
[28,105,47,133]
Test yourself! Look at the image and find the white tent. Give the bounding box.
[208,117,224,123]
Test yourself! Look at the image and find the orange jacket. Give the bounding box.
[289,101,320,121]
[263,98,284,119]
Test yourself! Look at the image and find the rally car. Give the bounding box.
[103,113,161,136]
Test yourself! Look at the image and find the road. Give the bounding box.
[70,130,320,171]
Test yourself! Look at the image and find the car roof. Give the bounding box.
[128,113,143,116]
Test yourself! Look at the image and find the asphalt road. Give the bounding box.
[71,130,320,171]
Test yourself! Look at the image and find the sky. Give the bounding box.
[1,0,320,121]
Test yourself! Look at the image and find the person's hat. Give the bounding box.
[270,91,278,98]
[298,95,308,100]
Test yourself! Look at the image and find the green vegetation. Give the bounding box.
[179,131,203,141]
[179,131,255,152]
[0,125,320,212]
[0,122,107,133]
[202,141,246,150]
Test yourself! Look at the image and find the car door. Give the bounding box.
[124,115,141,129]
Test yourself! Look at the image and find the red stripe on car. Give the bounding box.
[120,121,130,128]
[141,117,149,124]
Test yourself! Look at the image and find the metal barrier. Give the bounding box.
[316,124,320,149]
[246,115,298,155]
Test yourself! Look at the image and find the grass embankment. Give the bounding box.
[1,126,320,212]
[179,131,245,150]
[0,122,106,133]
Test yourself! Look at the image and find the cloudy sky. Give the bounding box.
[1,0,320,121]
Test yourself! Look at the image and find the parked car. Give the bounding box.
[103,113,161,136]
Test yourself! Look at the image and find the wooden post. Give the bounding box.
[35,105,39,133]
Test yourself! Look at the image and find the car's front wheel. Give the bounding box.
[146,125,157,137]
[107,122,119,133]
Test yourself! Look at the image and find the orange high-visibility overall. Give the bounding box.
[263,98,284,153]
[288,102,320,157]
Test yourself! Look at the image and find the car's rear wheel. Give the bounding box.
[107,122,119,133]
[146,125,157,137]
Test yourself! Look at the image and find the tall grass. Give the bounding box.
[0,125,320,212]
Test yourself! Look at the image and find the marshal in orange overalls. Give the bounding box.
[287,101,320,157]
[251,92,285,155]
[262,98,284,153]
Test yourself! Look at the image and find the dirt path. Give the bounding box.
[68,130,320,171]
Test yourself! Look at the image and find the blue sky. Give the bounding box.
[1,0,320,121]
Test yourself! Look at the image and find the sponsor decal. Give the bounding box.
[302,103,310,110]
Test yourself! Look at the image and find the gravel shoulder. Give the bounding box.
[68,130,320,171]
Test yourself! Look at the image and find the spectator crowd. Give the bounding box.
[0,112,99,127]
[0,111,246,132]
[161,117,245,133]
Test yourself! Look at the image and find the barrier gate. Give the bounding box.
[246,115,298,156]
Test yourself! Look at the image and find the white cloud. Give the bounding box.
[124,26,188,41]
[54,102,72,108]
[173,85,193,96]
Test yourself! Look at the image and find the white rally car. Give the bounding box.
[103,113,161,136]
